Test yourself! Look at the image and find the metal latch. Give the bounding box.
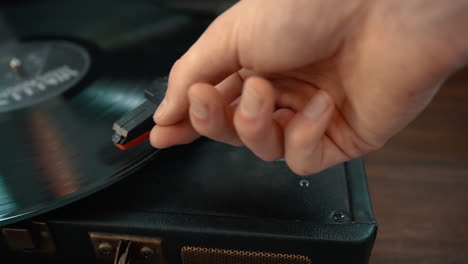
[89,232,165,264]
[1,221,56,254]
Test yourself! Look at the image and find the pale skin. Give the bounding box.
[150,0,468,175]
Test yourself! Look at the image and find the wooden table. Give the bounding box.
[365,67,468,263]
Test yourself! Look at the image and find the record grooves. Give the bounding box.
[0,0,213,226]
[0,38,159,226]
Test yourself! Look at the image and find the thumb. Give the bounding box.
[153,2,243,125]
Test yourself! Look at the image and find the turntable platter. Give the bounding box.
[0,0,211,226]
[0,38,157,226]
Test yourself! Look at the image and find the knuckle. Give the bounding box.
[259,153,282,162]
[228,140,244,147]
[239,128,262,142]
[285,157,319,176]
[170,59,183,74]
[354,136,386,155]
[191,121,216,138]
[234,118,264,142]
[191,119,232,145]
[287,128,308,149]
[364,139,386,153]
[171,57,183,73]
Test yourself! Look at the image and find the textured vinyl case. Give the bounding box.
[1,139,377,264]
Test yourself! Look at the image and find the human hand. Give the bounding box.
[150,0,468,175]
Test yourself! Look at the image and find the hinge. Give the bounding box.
[89,232,165,264]
[1,221,56,254]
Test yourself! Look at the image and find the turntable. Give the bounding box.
[0,1,377,263]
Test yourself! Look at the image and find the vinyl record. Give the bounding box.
[0,0,211,226]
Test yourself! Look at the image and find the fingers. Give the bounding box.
[150,72,244,148]
[188,83,243,146]
[231,85,349,174]
[154,2,244,126]
[150,119,199,148]
[153,76,350,175]
[234,77,284,161]
[284,90,339,175]
[272,108,295,129]
[215,72,244,103]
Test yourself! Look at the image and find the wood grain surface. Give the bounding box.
[365,67,468,263]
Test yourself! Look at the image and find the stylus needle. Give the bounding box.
[112,79,166,150]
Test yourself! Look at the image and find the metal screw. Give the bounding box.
[140,246,154,259]
[332,211,347,222]
[9,58,22,75]
[98,242,113,256]
[9,58,21,69]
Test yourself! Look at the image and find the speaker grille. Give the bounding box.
[181,246,311,264]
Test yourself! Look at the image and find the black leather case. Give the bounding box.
[1,139,377,263]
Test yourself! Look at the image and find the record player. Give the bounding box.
[0,1,377,263]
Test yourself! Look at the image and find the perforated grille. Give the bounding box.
[181,246,312,264]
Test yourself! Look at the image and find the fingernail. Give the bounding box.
[240,86,263,117]
[189,94,209,119]
[154,99,167,120]
[304,91,329,119]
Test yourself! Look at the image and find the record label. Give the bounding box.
[0,40,91,112]
[0,0,211,226]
